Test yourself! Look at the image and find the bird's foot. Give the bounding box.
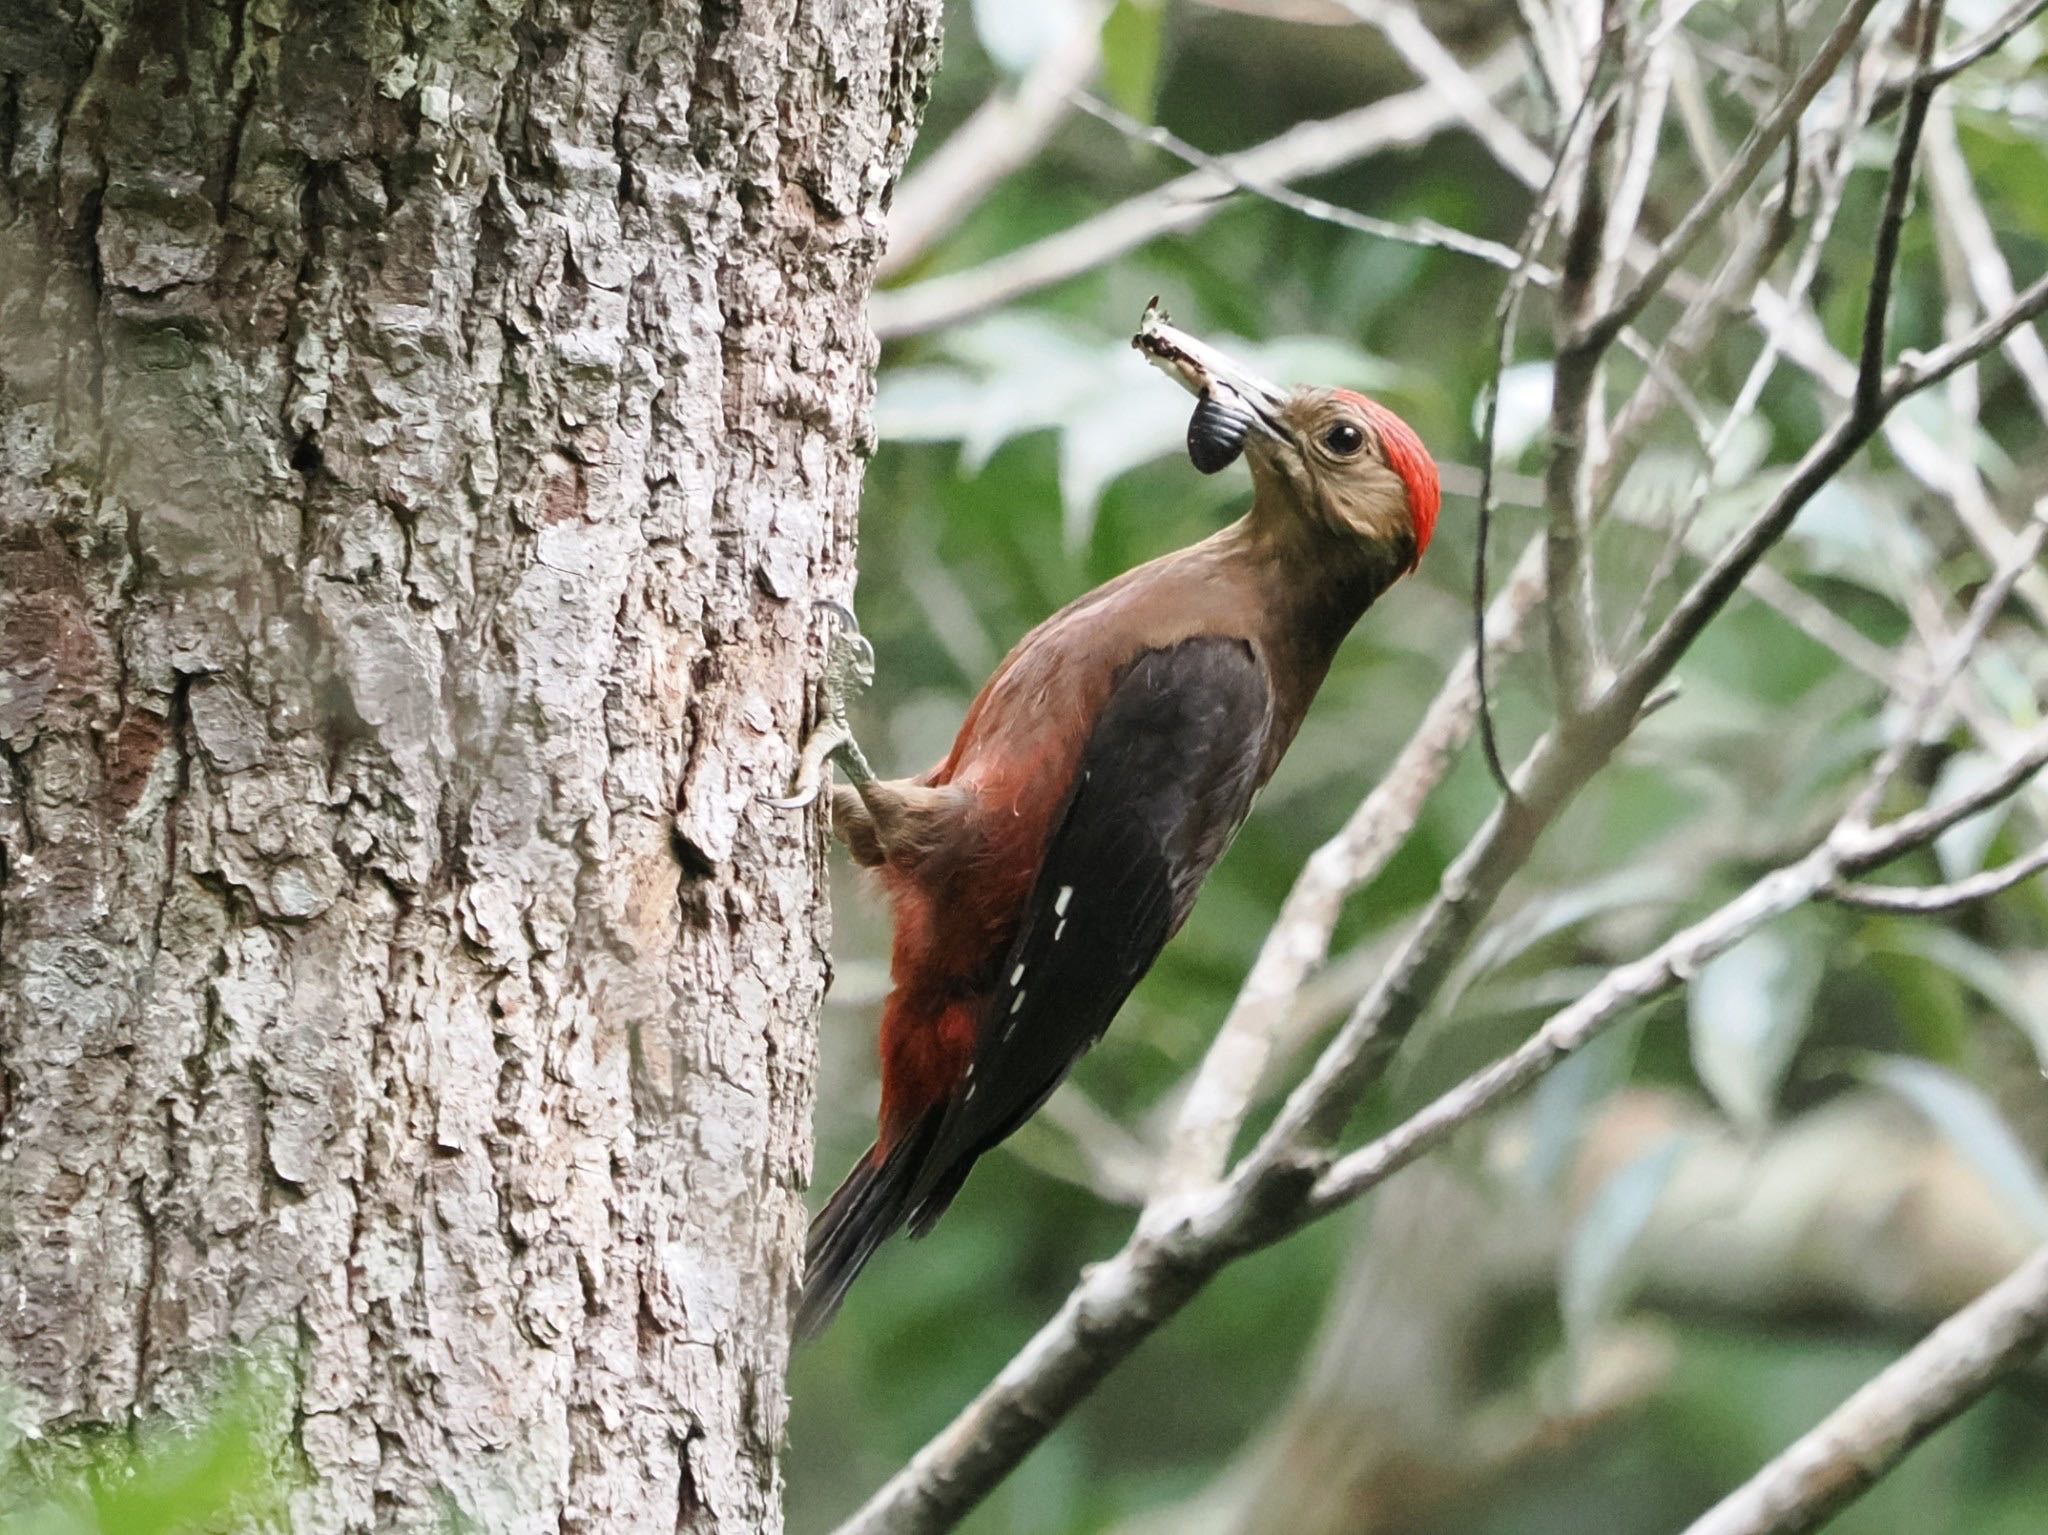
[765,602,878,810]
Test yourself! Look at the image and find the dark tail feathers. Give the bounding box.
[796,1122,928,1341]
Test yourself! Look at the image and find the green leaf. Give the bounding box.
[1869,924,2048,1073]
[1858,1055,2048,1238]
[1100,0,1166,121]
[1560,1134,1690,1384]
[1687,921,1825,1133]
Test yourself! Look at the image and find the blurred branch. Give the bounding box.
[1923,97,2048,420]
[1471,120,1589,793]
[1855,1,1946,422]
[871,54,1522,338]
[1582,0,1881,353]
[1068,89,1690,392]
[1681,1242,2048,1535]
[1876,0,2048,110]
[1609,270,2048,719]
[1844,511,2044,828]
[879,7,1109,278]
[1335,0,1552,185]
[1544,81,1620,719]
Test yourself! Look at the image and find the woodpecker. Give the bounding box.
[776,303,1442,1337]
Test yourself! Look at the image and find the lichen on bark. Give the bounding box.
[0,2,940,1530]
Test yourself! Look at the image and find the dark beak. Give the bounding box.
[1132,299,1289,474]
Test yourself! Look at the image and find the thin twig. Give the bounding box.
[1845,512,2043,828]
[1923,98,2048,419]
[1336,0,1553,186]
[1472,83,1604,797]
[1875,0,2048,111]
[1069,92,1533,271]
[1584,0,1883,352]
[1068,89,1696,399]
[872,58,1522,339]
[1857,0,1947,421]
[1827,843,2048,913]
[1544,79,1622,719]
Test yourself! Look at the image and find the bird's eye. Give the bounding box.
[1323,421,1366,457]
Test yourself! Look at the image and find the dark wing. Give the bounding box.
[904,635,1272,1231]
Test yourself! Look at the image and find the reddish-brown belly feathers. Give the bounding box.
[873,730,1084,1146]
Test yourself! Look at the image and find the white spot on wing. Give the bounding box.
[1011,964,1025,985]
[1053,919,1066,940]
[1054,886,1073,915]
[1010,991,1027,1015]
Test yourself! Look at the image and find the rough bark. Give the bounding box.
[0,2,939,1531]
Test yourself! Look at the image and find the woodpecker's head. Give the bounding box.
[1133,301,1441,573]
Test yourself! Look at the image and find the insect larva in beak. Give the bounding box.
[1186,389,1253,474]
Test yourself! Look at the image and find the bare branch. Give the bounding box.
[1856,0,1947,420]
[1749,266,2048,631]
[1847,726,2048,865]
[1065,89,1696,397]
[1882,0,2048,107]
[1827,843,2048,913]
[1544,85,1621,718]
[1472,85,1608,794]
[1308,717,2048,1218]
[1680,1243,2048,1535]
[1924,99,2048,419]
[1880,268,2048,405]
[1845,512,2044,827]
[1610,262,2048,722]
[1585,0,1882,352]
[1070,93,1533,271]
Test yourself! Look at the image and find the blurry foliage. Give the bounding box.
[792,1,2048,1531]
[0,1362,295,1535]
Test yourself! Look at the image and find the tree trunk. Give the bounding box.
[0,3,938,1530]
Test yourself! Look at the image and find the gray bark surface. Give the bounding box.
[0,2,938,1530]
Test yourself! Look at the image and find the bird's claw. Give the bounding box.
[764,722,852,810]
[765,603,877,808]
[815,601,880,695]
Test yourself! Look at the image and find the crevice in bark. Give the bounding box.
[129,1171,164,1419]
[0,69,19,183]
[213,0,258,225]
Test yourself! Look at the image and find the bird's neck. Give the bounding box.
[1206,498,1409,774]
[1235,491,1408,659]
